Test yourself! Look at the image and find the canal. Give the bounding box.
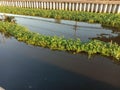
[0,14,120,90]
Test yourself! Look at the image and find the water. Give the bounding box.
[0,13,120,44]
[15,15,120,44]
[0,32,120,90]
[0,14,120,90]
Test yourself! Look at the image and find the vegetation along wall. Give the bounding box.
[0,0,120,13]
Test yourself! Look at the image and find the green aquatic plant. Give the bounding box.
[0,6,120,29]
[0,21,120,60]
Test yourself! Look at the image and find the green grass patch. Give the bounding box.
[0,6,120,29]
[0,21,120,60]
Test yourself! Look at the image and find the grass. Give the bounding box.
[0,21,120,60]
[0,6,120,29]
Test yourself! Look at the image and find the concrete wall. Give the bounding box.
[0,0,120,13]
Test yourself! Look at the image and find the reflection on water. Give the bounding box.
[91,34,120,45]
[1,13,119,44]
[0,14,120,89]
[91,27,120,45]
[55,18,61,24]
[73,21,77,39]
[15,16,120,44]
[0,28,120,90]
[0,33,11,44]
[59,19,120,45]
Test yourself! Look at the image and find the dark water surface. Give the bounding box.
[0,33,120,90]
[0,14,120,90]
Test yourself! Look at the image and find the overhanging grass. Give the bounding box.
[0,21,120,60]
[0,6,120,29]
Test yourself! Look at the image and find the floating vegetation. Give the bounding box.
[0,6,120,29]
[0,21,120,60]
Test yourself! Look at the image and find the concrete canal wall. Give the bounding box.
[0,0,120,13]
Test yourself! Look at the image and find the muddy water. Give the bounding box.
[0,14,120,90]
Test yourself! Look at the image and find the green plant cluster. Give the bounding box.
[0,21,120,60]
[0,6,120,29]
